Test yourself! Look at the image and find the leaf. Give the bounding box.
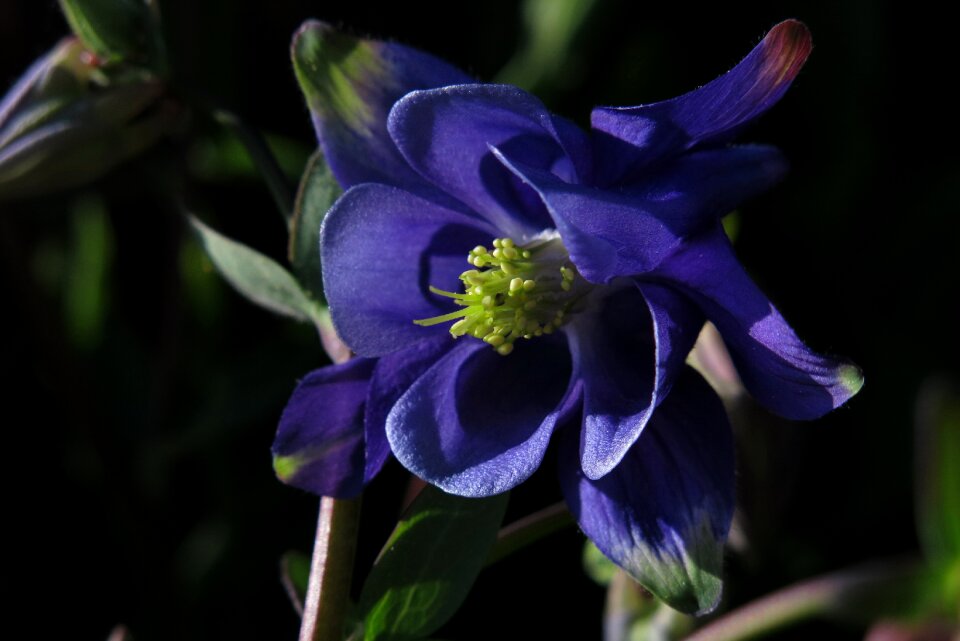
[280,551,311,617]
[915,378,960,565]
[289,150,341,301]
[188,216,323,325]
[357,486,509,641]
[58,0,161,65]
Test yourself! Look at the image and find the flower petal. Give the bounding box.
[592,20,811,184]
[291,20,473,189]
[272,357,376,498]
[570,284,702,480]
[321,183,495,357]
[559,367,735,615]
[621,145,788,234]
[493,149,681,283]
[654,226,864,419]
[496,145,786,283]
[388,84,591,237]
[387,336,575,497]
[363,338,453,482]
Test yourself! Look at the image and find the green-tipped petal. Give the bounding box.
[291,20,471,189]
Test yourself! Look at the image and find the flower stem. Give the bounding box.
[485,501,573,566]
[299,497,362,641]
[683,558,925,641]
[212,109,294,224]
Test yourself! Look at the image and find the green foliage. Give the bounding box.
[280,551,311,616]
[65,194,113,349]
[289,150,341,301]
[188,216,324,328]
[915,380,960,567]
[356,487,509,640]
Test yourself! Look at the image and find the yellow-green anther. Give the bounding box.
[485,334,505,346]
[414,233,588,355]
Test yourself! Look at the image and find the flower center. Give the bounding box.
[414,232,588,355]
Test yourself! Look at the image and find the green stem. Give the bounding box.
[486,501,573,566]
[299,497,362,641]
[683,558,924,641]
[213,109,294,223]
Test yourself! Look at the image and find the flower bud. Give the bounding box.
[0,37,177,201]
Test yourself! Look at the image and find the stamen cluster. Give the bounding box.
[415,234,582,355]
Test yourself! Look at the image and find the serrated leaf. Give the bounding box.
[357,487,509,641]
[280,551,311,617]
[58,0,160,64]
[915,379,960,565]
[289,150,341,300]
[189,216,322,324]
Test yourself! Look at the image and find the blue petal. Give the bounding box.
[388,84,591,237]
[291,21,473,189]
[272,358,377,498]
[569,284,702,480]
[618,145,788,235]
[653,226,863,419]
[363,338,453,482]
[387,336,576,497]
[592,20,812,185]
[559,367,734,615]
[321,183,495,357]
[493,149,680,283]
[496,146,786,282]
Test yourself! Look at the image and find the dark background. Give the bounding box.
[1,1,955,639]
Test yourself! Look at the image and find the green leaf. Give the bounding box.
[357,487,509,641]
[64,194,113,350]
[915,379,960,564]
[289,150,341,301]
[58,0,161,65]
[188,216,323,325]
[280,551,311,617]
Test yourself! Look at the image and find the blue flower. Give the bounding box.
[272,20,862,613]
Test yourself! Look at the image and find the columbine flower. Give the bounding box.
[273,19,862,613]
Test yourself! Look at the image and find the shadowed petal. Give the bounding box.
[321,183,495,357]
[272,358,376,498]
[559,367,735,615]
[292,20,473,189]
[620,145,788,235]
[363,338,453,482]
[592,20,812,185]
[494,149,680,283]
[654,226,863,419]
[570,284,702,480]
[388,84,591,237]
[387,336,575,497]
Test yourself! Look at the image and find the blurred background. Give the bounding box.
[1,1,955,639]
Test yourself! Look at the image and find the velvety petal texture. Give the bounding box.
[654,225,863,419]
[292,20,473,189]
[321,183,494,357]
[569,284,703,479]
[389,84,591,237]
[559,367,735,615]
[272,357,376,498]
[387,336,574,497]
[592,20,812,185]
[363,338,453,481]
